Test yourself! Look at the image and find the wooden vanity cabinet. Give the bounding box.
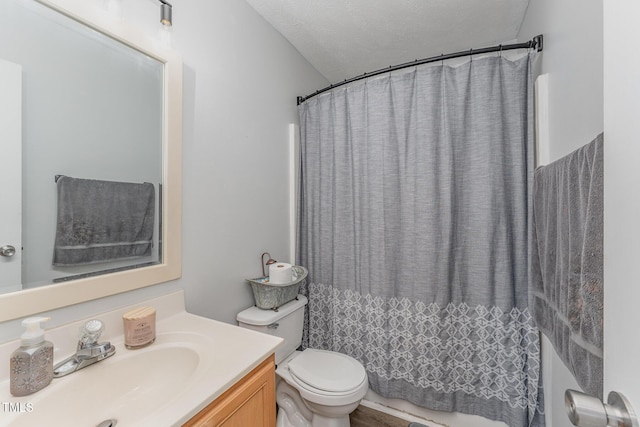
[183,355,276,427]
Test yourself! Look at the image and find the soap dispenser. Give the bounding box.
[10,317,54,396]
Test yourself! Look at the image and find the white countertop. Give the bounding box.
[0,290,283,426]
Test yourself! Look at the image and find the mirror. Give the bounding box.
[0,0,182,321]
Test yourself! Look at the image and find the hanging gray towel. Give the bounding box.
[53,176,155,266]
[530,133,603,399]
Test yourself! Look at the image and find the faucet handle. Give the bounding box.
[78,319,105,349]
[76,342,114,358]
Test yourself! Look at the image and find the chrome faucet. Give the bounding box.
[53,319,116,378]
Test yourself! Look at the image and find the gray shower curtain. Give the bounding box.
[297,53,543,427]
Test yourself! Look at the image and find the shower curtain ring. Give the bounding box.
[499,44,503,56]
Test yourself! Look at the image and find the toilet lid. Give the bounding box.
[287,349,366,393]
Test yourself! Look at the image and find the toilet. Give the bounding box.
[237,295,368,427]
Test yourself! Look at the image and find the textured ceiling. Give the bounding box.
[245,0,531,83]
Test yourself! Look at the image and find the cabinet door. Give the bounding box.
[184,355,276,427]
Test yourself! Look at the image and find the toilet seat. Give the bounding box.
[287,349,367,395]
[238,296,368,426]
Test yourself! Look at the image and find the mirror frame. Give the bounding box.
[0,0,182,321]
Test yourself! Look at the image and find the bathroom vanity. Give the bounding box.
[0,291,282,427]
[183,355,276,426]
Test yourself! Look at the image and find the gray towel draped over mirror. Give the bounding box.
[53,176,155,266]
[530,133,604,399]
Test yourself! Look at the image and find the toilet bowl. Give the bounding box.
[277,349,368,427]
[237,295,368,427]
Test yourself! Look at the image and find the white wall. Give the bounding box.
[518,1,603,426]
[0,0,328,340]
[603,0,640,414]
[169,0,328,324]
[519,0,603,160]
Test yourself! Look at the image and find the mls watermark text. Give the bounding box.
[1,402,34,413]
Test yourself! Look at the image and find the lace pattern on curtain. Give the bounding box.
[303,282,543,424]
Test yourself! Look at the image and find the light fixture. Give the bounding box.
[159,0,172,27]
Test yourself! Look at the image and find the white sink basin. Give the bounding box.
[3,331,210,427]
[0,296,282,427]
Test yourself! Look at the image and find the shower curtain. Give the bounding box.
[297,52,543,427]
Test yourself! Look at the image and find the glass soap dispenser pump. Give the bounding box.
[10,317,54,396]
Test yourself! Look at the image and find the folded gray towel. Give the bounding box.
[53,176,155,266]
[530,133,603,399]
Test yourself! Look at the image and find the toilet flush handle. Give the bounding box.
[268,323,279,329]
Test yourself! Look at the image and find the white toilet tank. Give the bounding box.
[237,295,307,365]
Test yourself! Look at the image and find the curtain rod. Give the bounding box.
[297,34,543,105]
